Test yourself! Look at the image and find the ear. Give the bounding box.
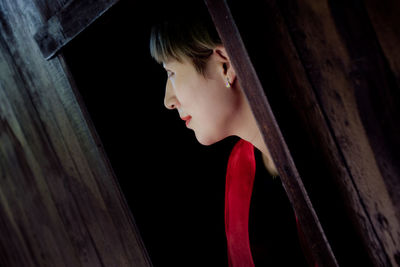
[213,45,237,87]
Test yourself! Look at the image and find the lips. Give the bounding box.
[181,115,192,127]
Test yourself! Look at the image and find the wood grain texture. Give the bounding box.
[34,0,120,59]
[275,1,400,265]
[0,0,151,266]
[224,0,385,265]
[362,0,400,221]
[204,1,339,266]
[206,0,400,266]
[364,0,400,89]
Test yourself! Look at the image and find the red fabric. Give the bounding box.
[225,139,318,267]
[225,139,256,267]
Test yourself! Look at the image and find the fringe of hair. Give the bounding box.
[149,17,221,75]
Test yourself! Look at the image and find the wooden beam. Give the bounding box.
[34,0,120,59]
[204,1,339,266]
[0,0,151,266]
[276,0,400,265]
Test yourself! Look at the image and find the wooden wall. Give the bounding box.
[1,0,399,266]
[208,0,400,266]
[0,0,151,266]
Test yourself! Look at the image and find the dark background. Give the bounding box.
[62,1,235,266]
[62,0,373,266]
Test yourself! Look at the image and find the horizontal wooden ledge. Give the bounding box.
[34,0,120,60]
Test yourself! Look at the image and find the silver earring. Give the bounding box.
[226,77,231,88]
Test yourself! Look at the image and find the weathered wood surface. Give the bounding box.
[205,1,339,267]
[0,0,151,266]
[34,0,120,59]
[364,0,400,91]
[275,1,400,265]
[362,0,400,219]
[213,0,400,266]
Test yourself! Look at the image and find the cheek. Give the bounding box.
[201,86,237,122]
[191,90,237,144]
[192,79,235,121]
[172,75,200,106]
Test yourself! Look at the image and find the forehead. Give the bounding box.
[163,58,192,70]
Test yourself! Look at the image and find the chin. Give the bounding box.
[194,131,225,146]
[197,139,216,146]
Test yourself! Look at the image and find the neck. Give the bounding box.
[233,94,279,176]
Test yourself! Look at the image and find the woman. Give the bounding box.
[150,8,313,267]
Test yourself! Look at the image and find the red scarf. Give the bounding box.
[225,139,317,267]
[225,139,256,267]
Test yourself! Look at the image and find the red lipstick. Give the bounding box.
[181,115,192,127]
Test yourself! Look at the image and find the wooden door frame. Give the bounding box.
[32,0,344,265]
[33,0,400,266]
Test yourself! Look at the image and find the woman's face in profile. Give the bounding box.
[163,55,239,146]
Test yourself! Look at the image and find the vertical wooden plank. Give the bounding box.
[364,0,400,89]
[328,0,400,222]
[0,37,87,267]
[360,0,400,219]
[225,0,383,265]
[276,0,400,265]
[0,0,151,266]
[204,1,339,266]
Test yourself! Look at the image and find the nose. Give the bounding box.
[164,79,178,110]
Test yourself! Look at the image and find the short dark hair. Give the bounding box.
[149,7,221,75]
